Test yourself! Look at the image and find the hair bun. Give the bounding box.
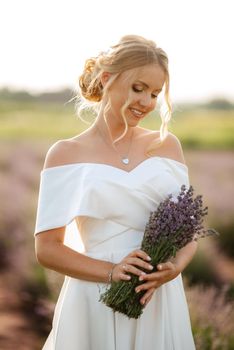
[79,58,103,102]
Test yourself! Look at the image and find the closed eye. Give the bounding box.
[132,84,160,99]
[132,85,143,93]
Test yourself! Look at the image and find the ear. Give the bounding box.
[100,72,111,87]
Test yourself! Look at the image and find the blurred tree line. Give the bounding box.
[0,87,74,104]
[0,87,233,110]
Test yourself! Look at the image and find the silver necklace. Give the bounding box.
[96,125,134,165]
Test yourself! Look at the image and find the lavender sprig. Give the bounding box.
[99,185,218,319]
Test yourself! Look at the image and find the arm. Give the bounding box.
[35,229,153,284]
[35,228,115,283]
[169,240,198,272]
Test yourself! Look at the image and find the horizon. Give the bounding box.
[1,85,233,106]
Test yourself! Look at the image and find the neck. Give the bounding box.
[94,110,133,143]
[93,109,135,165]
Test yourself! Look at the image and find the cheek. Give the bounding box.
[149,99,157,111]
[108,93,122,111]
[111,87,129,105]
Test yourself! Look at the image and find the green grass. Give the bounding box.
[1,100,234,149]
[171,109,234,149]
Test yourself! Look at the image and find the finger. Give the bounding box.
[129,249,151,262]
[123,263,147,277]
[112,266,129,282]
[127,257,154,272]
[140,288,155,306]
[139,269,171,282]
[119,272,131,281]
[135,281,157,293]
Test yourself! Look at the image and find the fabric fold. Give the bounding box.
[34,157,189,236]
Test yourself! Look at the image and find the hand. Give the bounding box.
[135,261,181,306]
[111,249,154,283]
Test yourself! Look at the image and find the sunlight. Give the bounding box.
[0,0,233,103]
[64,220,84,252]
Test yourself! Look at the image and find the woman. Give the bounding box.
[34,35,196,349]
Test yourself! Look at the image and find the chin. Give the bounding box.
[127,119,140,127]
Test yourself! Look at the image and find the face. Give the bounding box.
[104,64,165,126]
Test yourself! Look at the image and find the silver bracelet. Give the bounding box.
[108,264,116,284]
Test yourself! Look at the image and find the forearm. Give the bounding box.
[170,240,198,273]
[36,242,113,283]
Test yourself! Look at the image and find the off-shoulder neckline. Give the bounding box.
[41,156,188,175]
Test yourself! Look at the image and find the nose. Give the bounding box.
[138,93,152,108]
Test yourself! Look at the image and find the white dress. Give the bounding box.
[34,156,196,350]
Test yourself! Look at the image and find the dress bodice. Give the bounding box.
[34,157,189,253]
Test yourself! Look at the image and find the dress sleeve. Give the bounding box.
[34,165,86,235]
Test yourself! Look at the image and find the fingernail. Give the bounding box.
[139,276,144,281]
[141,299,145,305]
[135,288,140,293]
[141,271,146,275]
[147,256,151,261]
[149,265,153,270]
[158,265,162,270]
[127,276,131,280]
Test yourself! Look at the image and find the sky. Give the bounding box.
[0,0,233,103]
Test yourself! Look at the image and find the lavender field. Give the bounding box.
[0,94,234,349]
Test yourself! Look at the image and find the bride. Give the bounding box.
[34,34,196,349]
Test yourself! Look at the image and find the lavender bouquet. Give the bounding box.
[99,185,218,319]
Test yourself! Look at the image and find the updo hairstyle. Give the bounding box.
[78,35,172,150]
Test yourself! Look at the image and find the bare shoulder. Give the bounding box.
[43,138,82,170]
[164,132,186,164]
[147,130,186,165]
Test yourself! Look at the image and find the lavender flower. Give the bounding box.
[99,185,218,319]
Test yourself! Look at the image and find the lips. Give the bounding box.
[129,107,146,118]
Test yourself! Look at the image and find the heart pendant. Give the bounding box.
[122,158,129,164]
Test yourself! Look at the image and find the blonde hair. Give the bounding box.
[77,35,172,153]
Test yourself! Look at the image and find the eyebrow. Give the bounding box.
[135,80,162,92]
